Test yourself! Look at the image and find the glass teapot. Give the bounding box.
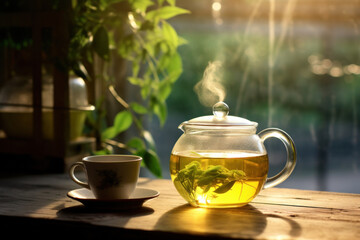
[170,102,296,208]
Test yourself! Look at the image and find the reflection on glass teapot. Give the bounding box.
[170,102,296,208]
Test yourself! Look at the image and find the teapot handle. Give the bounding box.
[258,128,297,189]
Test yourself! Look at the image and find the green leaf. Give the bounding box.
[155,102,167,126]
[157,52,182,84]
[166,0,176,6]
[131,61,140,77]
[146,6,190,22]
[204,165,222,175]
[128,77,143,86]
[126,137,146,151]
[140,20,155,31]
[139,149,162,178]
[92,26,109,60]
[94,148,112,155]
[203,184,211,193]
[114,110,133,133]
[151,98,167,126]
[158,81,172,102]
[157,52,170,71]
[130,102,148,114]
[166,52,182,78]
[178,36,188,46]
[157,0,165,5]
[101,111,132,140]
[214,181,236,194]
[94,150,107,155]
[197,175,217,187]
[140,77,151,99]
[162,21,178,51]
[130,0,154,12]
[166,69,182,84]
[101,126,117,140]
[143,39,158,59]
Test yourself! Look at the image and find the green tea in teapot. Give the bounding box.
[170,151,268,208]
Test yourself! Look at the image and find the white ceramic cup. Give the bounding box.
[69,155,142,200]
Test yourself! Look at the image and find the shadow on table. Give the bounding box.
[53,205,157,239]
[155,204,301,239]
[266,213,302,237]
[57,205,154,215]
[0,206,154,239]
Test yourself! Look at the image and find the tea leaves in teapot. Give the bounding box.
[213,181,236,194]
[174,161,201,198]
[174,161,247,196]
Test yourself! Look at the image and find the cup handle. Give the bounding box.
[69,162,90,189]
[258,128,297,189]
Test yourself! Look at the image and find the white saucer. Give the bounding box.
[67,188,159,210]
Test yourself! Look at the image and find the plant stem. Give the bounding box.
[105,139,135,153]
[108,85,129,108]
[108,84,145,136]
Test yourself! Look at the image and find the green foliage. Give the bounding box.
[70,0,188,177]
[115,1,189,126]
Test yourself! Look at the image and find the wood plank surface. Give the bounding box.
[0,174,359,239]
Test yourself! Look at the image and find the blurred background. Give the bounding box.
[149,0,360,193]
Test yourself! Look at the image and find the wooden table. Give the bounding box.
[0,174,359,239]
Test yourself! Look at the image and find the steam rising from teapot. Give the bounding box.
[194,61,226,107]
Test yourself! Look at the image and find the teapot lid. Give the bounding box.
[182,102,258,129]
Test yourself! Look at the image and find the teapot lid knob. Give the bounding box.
[213,101,229,119]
